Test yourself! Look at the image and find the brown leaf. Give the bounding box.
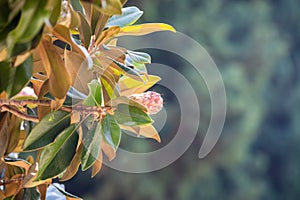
[38,184,48,200]
[22,163,52,188]
[91,150,102,178]
[120,124,161,143]
[6,114,22,154]
[0,113,9,157]
[95,26,120,45]
[2,158,30,174]
[60,144,83,182]
[101,140,116,161]
[38,37,72,99]
[64,51,93,94]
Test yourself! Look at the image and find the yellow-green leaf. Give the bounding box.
[117,23,176,36]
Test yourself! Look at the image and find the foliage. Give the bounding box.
[0,0,174,199]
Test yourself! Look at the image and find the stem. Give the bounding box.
[0,99,113,123]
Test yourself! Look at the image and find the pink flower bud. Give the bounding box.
[130,91,163,115]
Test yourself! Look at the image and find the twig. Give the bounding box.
[0,99,114,123]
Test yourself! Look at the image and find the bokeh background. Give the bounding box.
[64,0,300,199]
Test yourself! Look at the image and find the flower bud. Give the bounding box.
[130,91,163,115]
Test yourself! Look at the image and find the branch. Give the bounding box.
[0,99,113,123]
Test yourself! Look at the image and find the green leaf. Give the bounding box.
[6,0,53,56]
[106,6,143,27]
[114,104,153,126]
[83,80,103,107]
[81,122,102,171]
[70,0,85,14]
[36,124,79,180]
[49,0,61,26]
[78,12,92,48]
[23,110,71,151]
[127,50,151,64]
[0,55,33,98]
[125,55,147,73]
[102,114,121,150]
[23,187,40,200]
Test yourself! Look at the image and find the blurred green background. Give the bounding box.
[64,0,300,199]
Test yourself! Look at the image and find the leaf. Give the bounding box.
[53,183,82,200]
[23,110,71,151]
[81,122,102,171]
[5,0,52,56]
[82,80,103,107]
[110,58,144,82]
[64,51,94,94]
[91,150,102,177]
[38,37,71,99]
[0,56,33,98]
[52,24,92,68]
[127,50,151,64]
[6,114,22,154]
[118,75,161,96]
[117,23,176,36]
[3,158,31,173]
[120,124,161,142]
[101,140,115,161]
[60,144,83,181]
[0,113,9,157]
[88,0,122,15]
[106,6,143,27]
[102,114,121,150]
[95,26,120,45]
[114,103,153,126]
[22,163,52,188]
[78,12,92,48]
[36,124,79,181]
[23,187,40,200]
[70,0,84,14]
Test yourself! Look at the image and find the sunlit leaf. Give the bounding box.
[36,124,79,180]
[53,183,82,200]
[106,6,143,27]
[121,124,161,142]
[23,110,71,151]
[118,75,161,96]
[117,23,176,36]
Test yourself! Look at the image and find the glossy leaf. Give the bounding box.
[114,103,153,126]
[38,37,71,99]
[83,80,103,107]
[106,6,143,27]
[36,124,79,181]
[118,75,161,96]
[117,23,176,36]
[23,110,71,151]
[102,114,121,150]
[81,122,102,171]
[78,12,92,48]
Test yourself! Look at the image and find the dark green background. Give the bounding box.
[65,0,300,199]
